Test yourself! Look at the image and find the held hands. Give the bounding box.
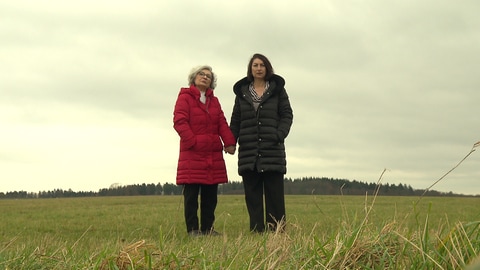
[224,145,236,155]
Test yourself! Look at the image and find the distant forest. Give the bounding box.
[1,177,477,199]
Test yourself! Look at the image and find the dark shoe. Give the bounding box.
[188,230,203,237]
[202,230,221,236]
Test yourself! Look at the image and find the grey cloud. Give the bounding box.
[1,0,479,194]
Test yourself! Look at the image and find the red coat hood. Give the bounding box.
[179,85,213,99]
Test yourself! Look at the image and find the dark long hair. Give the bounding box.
[247,53,274,82]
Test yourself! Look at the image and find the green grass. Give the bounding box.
[1,195,479,269]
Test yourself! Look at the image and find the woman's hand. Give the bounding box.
[224,145,236,155]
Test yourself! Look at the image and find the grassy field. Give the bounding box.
[1,195,480,269]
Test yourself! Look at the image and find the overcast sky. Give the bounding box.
[1,0,479,195]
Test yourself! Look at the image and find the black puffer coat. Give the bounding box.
[230,74,293,176]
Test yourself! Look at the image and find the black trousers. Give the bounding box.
[242,171,286,232]
[183,184,218,233]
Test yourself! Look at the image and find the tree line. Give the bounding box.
[0,177,477,199]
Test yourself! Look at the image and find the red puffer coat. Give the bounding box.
[173,85,236,185]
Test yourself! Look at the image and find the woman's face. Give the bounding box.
[251,58,266,80]
[194,69,212,90]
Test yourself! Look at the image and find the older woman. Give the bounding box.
[173,65,236,236]
[230,54,293,233]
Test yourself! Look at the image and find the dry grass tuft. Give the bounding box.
[323,221,400,269]
[263,231,294,269]
[100,239,156,270]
